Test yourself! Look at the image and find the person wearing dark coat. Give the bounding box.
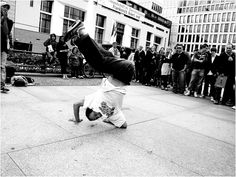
[57,36,69,79]
[133,46,145,83]
[1,2,13,93]
[214,44,235,106]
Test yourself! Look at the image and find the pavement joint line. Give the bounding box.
[110,130,204,177]
[7,153,27,176]
[157,118,235,147]
[6,127,117,154]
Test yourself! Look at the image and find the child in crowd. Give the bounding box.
[160,50,171,90]
[69,47,81,78]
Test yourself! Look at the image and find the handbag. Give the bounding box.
[215,75,227,88]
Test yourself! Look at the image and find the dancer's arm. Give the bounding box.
[69,99,84,123]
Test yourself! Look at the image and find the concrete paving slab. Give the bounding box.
[1,154,25,176]
[159,112,235,145]
[1,103,75,153]
[124,95,186,117]
[110,120,235,176]
[8,132,199,176]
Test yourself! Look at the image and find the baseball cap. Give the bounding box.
[0,2,10,10]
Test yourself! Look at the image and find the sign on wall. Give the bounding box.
[97,0,145,21]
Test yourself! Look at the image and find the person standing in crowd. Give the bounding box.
[120,47,128,59]
[43,33,58,65]
[201,47,219,101]
[185,44,210,97]
[69,47,81,78]
[218,43,235,106]
[144,45,157,86]
[171,44,189,94]
[160,49,171,90]
[155,47,165,87]
[1,2,13,93]
[57,36,69,79]
[109,42,120,58]
[134,46,145,83]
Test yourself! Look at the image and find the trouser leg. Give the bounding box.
[74,35,134,84]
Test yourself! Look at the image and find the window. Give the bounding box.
[198,6,202,12]
[94,14,106,44]
[30,0,34,7]
[232,12,236,21]
[146,32,152,48]
[211,5,215,10]
[224,23,229,32]
[209,34,213,43]
[187,15,190,23]
[197,25,201,32]
[204,14,207,22]
[191,15,194,23]
[212,13,217,22]
[206,24,210,32]
[227,12,231,21]
[204,34,208,42]
[211,24,214,32]
[188,35,192,42]
[222,13,226,22]
[220,24,224,32]
[215,24,219,32]
[228,34,233,43]
[199,15,203,23]
[218,34,222,43]
[131,28,139,49]
[189,25,193,32]
[40,0,53,13]
[230,23,235,32]
[213,34,217,43]
[219,4,224,10]
[208,14,211,22]
[222,34,227,43]
[180,35,184,42]
[39,13,51,33]
[154,36,161,44]
[196,15,199,23]
[64,6,85,20]
[116,23,125,45]
[202,24,206,33]
[233,34,236,43]
[215,4,219,10]
[217,13,221,22]
[63,6,85,34]
[192,35,195,42]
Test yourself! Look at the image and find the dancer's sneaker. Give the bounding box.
[1,86,9,93]
[64,20,85,42]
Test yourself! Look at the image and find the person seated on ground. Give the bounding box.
[64,20,134,128]
[43,33,58,65]
[11,75,35,86]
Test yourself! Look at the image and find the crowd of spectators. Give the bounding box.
[128,43,235,108]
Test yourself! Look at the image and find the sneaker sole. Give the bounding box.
[64,20,83,42]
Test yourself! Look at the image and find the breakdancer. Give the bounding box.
[65,20,135,128]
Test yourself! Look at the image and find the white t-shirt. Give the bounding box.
[83,78,126,127]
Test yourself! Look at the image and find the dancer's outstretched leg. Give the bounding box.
[65,20,134,85]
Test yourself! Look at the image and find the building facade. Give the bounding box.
[9,0,171,53]
[163,0,236,54]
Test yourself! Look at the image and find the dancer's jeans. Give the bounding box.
[74,35,134,85]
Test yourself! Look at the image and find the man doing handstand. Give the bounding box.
[65,20,135,128]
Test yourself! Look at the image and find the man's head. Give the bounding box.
[211,47,217,56]
[1,2,10,10]
[85,108,102,121]
[151,45,156,52]
[175,44,183,54]
[225,43,233,55]
[200,44,208,53]
[112,42,118,48]
[138,46,143,51]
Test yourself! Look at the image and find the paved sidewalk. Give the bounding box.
[1,85,235,176]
